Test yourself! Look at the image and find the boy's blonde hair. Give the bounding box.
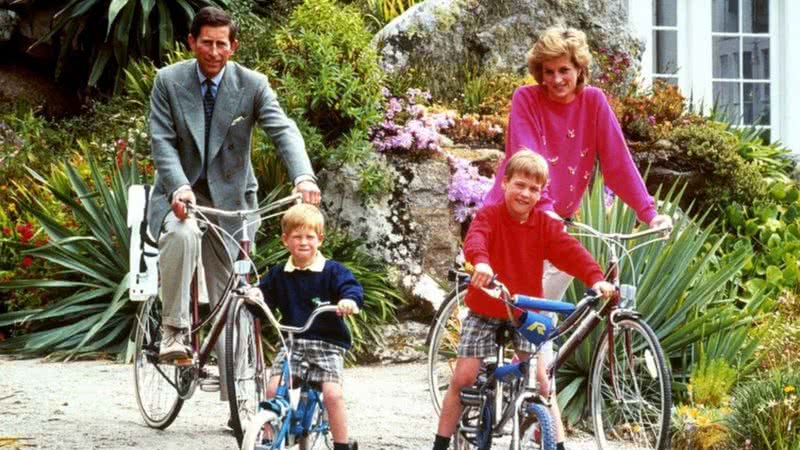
[527,27,592,89]
[281,204,325,237]
[504,150,549,185]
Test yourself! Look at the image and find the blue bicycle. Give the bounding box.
[240,304,337,450]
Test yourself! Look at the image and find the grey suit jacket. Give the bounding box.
[147,60,314,239]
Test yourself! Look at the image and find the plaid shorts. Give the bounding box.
[457,313,537,358]
[270,338,346,385]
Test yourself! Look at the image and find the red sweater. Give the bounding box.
[464,203,605,318]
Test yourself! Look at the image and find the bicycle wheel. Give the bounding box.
[240,409,282,450]
[226,296,267,446]
[427,286,469,415]
[589,318,671,450]
[299,400,332,450]
[519,403,556,450]
[133,296,184,429]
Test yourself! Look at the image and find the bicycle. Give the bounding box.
[240,304,338,450]
[130,191,301,446]
[427,220,673,450]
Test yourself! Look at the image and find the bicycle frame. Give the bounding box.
[250,305,338,449]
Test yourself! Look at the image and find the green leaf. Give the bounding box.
[107,0,132,39]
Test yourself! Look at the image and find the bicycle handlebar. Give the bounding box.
[187,193,302,219]
[565,219,672,241]
[276,305,340,334]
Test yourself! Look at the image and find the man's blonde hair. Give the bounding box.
[504,150,549,185]
[281,203,325,237]
[527,27,592,89]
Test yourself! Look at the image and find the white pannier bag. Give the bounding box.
[128,185,159,301]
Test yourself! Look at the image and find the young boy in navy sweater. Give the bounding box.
[257,203,362,450]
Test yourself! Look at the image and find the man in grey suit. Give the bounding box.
[147,7,320,392]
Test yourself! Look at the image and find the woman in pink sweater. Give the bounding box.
[482,27,672,448]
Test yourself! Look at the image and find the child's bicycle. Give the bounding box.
[239,304,339,450]
[129,190,301,446]
[428,219,673,450]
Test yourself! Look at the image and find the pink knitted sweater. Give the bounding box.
[484,85,657,224]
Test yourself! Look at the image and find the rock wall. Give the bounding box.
[320,155,459,318]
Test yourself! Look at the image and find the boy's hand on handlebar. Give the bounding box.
[591,281,615,298]
[244,287,265,304]
[649,214,672,230]
[171,190,196,220]
[470,263,494,288]
[337,299,359,316]
[293,180,321,205]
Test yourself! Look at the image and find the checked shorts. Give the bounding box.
[270,338,346,385]
[457,313,542,359]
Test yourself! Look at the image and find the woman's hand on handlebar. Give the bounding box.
[171,189,196,220]
[591,280,615,298]
[649,213,672,230]
[336,299,360,316]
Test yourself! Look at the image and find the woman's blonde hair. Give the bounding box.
[527,27,592,89]
[281,203,325,237]
[504,150,549,186]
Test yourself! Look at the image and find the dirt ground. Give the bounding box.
[0,358,608,449]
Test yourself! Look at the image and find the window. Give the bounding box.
[712,0,771,140]
[653,0,678,85]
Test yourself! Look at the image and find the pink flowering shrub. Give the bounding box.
[370,88,455,156]
[448,157,494,223]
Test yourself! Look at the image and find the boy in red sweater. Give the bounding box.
[432,150,613,450]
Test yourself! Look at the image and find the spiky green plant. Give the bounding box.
[555,176,767,425]
[0,157,141,359]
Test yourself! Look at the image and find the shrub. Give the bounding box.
[671,405,731,450]
[591,47,639,100]
[447,156,493,223]
[441,113,505,148]
[369,88,454,157]
[689,357,738,407]
[752,292,800,370]
[667,122,768,207]
[266,0,384,147]
[726,370,800,450]
[611,80,686,143]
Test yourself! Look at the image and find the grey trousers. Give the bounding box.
[158,194,234,400]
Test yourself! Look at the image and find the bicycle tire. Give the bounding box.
[519,403,556,450]
[589,317,671,450]
[133,296,184,429]
[299,400,332,450]
[240,409,281,450]
[226,296,267,446]
[427,286,469,415]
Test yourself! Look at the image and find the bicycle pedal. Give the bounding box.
[199,378,220,393]
[173,357,194,367]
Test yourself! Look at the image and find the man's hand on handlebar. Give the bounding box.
[294,180,321,205]
[591,281,615,298]
[337,299,360,316]
[171,189,196,220]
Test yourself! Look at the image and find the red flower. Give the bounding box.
[116,138,127,150]
[21,256,33,268]
[2,226,10,236]
[16,223,34,243]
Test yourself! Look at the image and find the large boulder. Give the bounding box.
[374,0,641,81]
[320,154,459,318]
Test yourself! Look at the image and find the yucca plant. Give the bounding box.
[0,156,142,359]
[555,176,767,425]
[31,0,228,92]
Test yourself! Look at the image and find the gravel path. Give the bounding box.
[0,358,606,449]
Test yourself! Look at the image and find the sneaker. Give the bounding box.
[159,326,190,362]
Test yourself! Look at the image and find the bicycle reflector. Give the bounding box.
[516,311,554,346]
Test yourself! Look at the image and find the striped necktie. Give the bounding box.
[202,79,216,178]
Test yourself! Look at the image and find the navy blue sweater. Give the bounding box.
[258,259,364,349]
